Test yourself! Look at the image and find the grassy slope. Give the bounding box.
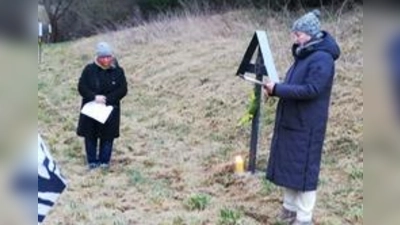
[39,8,363,225]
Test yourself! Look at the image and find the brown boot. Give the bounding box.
[278,207,296,224]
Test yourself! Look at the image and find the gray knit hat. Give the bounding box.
[292,9,322,37]
[96,42,113,57]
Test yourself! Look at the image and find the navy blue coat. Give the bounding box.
[388,31,400,120]
[266,31,340,191]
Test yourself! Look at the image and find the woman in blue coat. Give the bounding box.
[387,31,400,121]
[263,10,340,225]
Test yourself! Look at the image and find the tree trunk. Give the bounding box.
[50,20,59,43]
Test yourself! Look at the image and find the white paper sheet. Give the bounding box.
[240,75,265,86]
[81,101,113,124]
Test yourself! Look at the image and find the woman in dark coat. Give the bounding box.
[263,10,340,225]
[388,31,400,121]
[77,42,128,170]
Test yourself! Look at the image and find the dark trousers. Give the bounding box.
[84,138,114,165]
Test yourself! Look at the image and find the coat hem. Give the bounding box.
[266,177,318,192]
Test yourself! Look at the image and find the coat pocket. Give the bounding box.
[279,125,311,165]
[280,101,305,130]
[295,102,306,127]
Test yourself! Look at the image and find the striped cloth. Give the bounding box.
[37,134,67,224]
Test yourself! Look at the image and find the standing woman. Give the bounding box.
[77,42,128,170]
[387,31,400,122]
[263,10,340,225]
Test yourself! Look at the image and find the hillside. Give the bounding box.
[38,8,363,225]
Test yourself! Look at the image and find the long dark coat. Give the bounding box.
[266,31,341,191]
[77,61,128,139]
[388,32,400,120]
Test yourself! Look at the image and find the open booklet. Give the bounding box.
[80,101,113,124]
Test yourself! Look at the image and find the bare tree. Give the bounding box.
[42,0,76,42]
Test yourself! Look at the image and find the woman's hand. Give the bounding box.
[95,95,107,104]
[263,78,276,96]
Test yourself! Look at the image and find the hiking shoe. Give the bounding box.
[278,207,296,224]
[88,163,99,170]
[99,163,110,170]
